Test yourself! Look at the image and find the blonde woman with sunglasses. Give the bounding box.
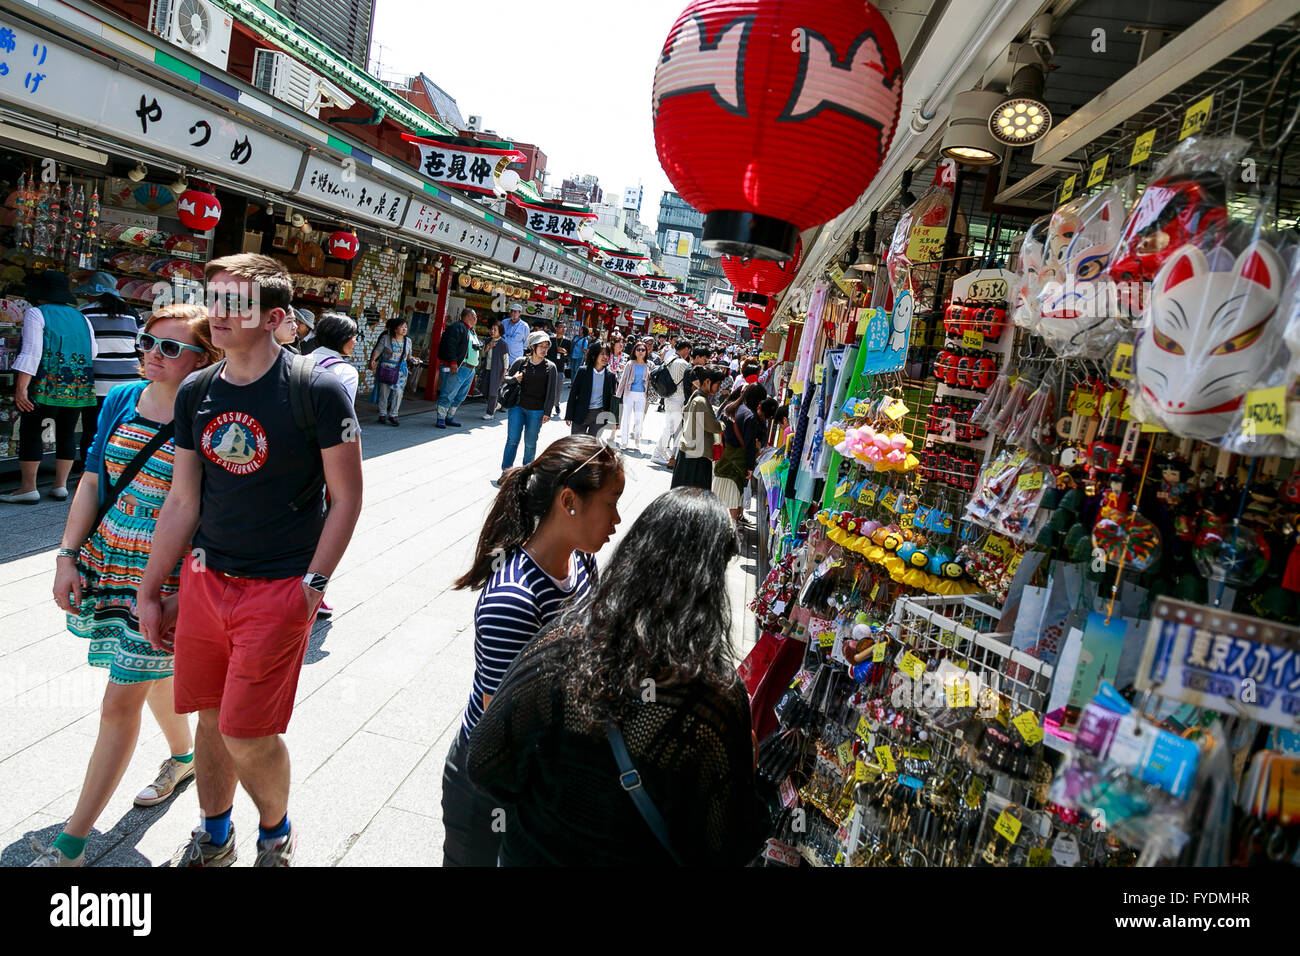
[30,305,221,867]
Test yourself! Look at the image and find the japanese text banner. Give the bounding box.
[402,134,524,196]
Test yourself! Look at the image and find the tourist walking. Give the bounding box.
[138,253,363,868]
[502,305,529,363]
[606,333,627,441]
[28,304,220,867]
[481,320,510,420]
[368,317,419,426]
[566,342,615,437]
[466,487,765,866]
[75,271,143,467]
[2,271,98,504]
[672,366,726,492]
[713,383,770,528]
[651,339,692,468]
[311,312,360,405]
[436,308,480,429]
[500,330,559,472]
[443,435,625,866]
[615,341,653,451]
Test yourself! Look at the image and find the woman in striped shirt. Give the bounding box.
[75,272,143,466]
[442,434,625,867]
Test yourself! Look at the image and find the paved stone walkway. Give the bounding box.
[0,389,759,866]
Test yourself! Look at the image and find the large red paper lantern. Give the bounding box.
[176,189,221,231]
[327,230,360,261]
[532,285,548,301]
[653,0,902,260]
[723,236,802,307]
[560,292,573,306]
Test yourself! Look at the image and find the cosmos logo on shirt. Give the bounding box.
[200,412,268,475]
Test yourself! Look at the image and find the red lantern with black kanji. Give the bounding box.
[723,236,802,308]
[560,292,573,306]
[176,189,221,231]
[652,0,902,261]
[327,230,360,261]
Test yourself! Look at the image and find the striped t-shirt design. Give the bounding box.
[461,548,593,737]
[82,304,143,398]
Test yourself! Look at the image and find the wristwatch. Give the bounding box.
[303,572,329,593]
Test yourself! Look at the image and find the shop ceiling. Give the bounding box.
[780,0,1300,315]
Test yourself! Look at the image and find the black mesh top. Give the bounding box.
[466,622,768,866]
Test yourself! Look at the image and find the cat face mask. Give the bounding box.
[1036,186,1126,358]
[1133,240,1283,440]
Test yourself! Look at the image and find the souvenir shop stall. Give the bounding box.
[738,37,1300,870]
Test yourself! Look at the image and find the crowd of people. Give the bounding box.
[9,259,777,868]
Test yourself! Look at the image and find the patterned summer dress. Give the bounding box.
[68,412,180,684]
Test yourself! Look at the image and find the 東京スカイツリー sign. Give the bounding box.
[401,133,524,196]
[513,198,597,245]
[1137,598,1300,729]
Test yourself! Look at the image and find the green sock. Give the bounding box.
[52,831,87,859]
[172,751,194,764]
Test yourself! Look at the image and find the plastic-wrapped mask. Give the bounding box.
[1037,187,1125,357]
[1133,240,1283,440]
[1109,175,1227,288]
[1013,216,1049,330]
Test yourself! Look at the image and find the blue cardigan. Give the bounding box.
[84,381,151,508]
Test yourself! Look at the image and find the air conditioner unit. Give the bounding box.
[149,0,232,72]
[253,49,340,117]
[466,115,482,131]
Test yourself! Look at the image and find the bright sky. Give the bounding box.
[370,0,682,231]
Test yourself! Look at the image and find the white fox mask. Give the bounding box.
[1037,188,1125,355]
[1134,240,1282,440]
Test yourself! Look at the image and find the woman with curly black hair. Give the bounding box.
[441,435,625,867]
[467,488,766,866]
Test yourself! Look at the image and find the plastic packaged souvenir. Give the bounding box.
[1131,231,1285,442]
[1036,183,1128,358]
[885,174,965,299]
[1012,215,1050,332]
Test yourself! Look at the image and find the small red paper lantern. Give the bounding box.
[612,307,622,319]
[560,292,573,306]
[327,230,360,261]
[653,0,902,260]
[532,286,548,301]
[581,298,595,310]
[723,236,802,308]
[744,303,775,334]
[176,189,221,231]
[597,303,609,315]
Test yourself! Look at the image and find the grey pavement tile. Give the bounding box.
[0,728,97,834]
[337,805,441,867]
[287,673,402,784]
[0,811,64,866]
[384,720,462,820]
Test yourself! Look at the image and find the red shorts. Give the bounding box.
[172,563,315,738]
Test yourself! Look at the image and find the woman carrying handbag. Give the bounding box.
[29,305,221,867]
[367,317,421,426]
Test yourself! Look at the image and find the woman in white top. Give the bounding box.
[309,312,360,405]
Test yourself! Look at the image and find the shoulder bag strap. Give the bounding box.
[605,720,684,865]
[93,421,175,532]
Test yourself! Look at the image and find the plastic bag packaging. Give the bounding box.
[1036,182,1130,358]
[885,172,966,299]
[1131,198,1286,443]
[1109,136,1245,320]
[1012,215,1050,332]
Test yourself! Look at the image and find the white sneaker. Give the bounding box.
[27,836,83,867]
[482,413,493,420]
[134,756,196,807]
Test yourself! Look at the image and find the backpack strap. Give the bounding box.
[288,353,326,513]
[181,361,223,432]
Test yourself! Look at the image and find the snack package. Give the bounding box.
[1012,215,1050,332]
[1036,182,1129,358]
[1109,136,1245,319]
[1131,203,1285,443]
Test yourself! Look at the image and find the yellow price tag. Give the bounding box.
[1073,388,1099,417]
[1129,129,1156,166]
[869,582,881,601]
[818,630,835,648]
[964,776,985,809]
[1140,422,1168,433]
[983,535,1014,562]
[858,486,876,506]
[1180,93,1213,141]
[1013,710,1044,746]
[1028,847,1053,866]
[1007,553,1023,577]
[1017,471,1044,491]
[899,651,925,681]
[854,760,870,782]
[814,364,825,385]
[875,745,897,773]
[1087,154,1108,188]
[996,696,1011,728]
[903,746,932,761]
[1060,173,1077,203]
[994,809,1023,843]
[883,398,909,421]
[856,715,871,740]
[962,329,985,349]
[872,640,887,663]
[946,677,973,708]
[1243,386,1287,436]
[1110,343,1134,380]
[836,740,854,765]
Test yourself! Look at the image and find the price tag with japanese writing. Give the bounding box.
[1110,343,1135,380]
[1130,129,1156,166]
[903,745,932,761]
[1017,471,1044,491]
[836,740,854,765]
[881,490,899,511]
[1073,388,1099,417]
[899,512,914,530]
[962,329,985,349]
[883,398,909,421]
[994,809,1023,843]
[875,745,897,773]
[869,582,881,602]
[1027,847,1052,866]
[858,485,877,506]
[1087,154,1109,188]
[818,630,835,648]
[1243,386,1287,436]
[1013,709,1044,745]
[854,760,870,782]
[996,696,1011,728]
[872,640,887,663]
[899,651,925,681]
[964,776,986,809]
[836,477,853,498]
[983,535,1014,562]
[1060,173,1077,203]
[1180,94,1213,141]
[856,715,871,740]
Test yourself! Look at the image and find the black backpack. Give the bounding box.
[180,353,326,512]
[650,362,679,398]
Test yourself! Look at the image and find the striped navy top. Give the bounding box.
[461,548,594,738]
[82,300,143,399]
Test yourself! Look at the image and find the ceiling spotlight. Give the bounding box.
[989,55,1052,147]
[127,161,148,183]
[852,211,880,274]
[940,89,1005,166]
